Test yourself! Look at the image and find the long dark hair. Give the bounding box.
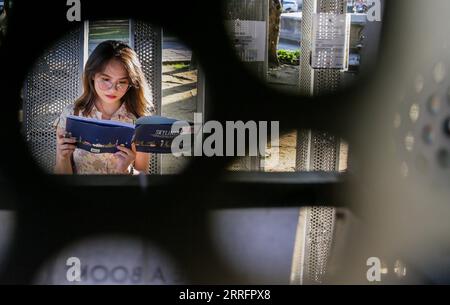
[74,40,154,118]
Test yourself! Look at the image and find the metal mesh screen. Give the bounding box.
[310,131,340,171]
[318,0,345,13]
[23,27,84,173]
[227,0,266,20]
[303,206,336,284]
[133,20,162,175]
[299,0,346,96]
[299,0,315,96]
[295,131,340,172]
[295,130,311,171]
[293,129,341,284]
[314,70,342,96]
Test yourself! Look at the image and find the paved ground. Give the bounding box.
[268,64,300,93]
[161,63,197,174]
[159,38,347,173]
[162,38,192,63]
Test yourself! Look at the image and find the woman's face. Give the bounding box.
[93,59,130,106]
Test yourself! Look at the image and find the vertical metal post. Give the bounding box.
[132,20,163,175]
[299,0,347,96]
[292,0,348,285]
[292,1,384,283]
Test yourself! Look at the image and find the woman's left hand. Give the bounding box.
[114,145,136,174]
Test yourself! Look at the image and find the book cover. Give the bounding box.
[65,115,192,154]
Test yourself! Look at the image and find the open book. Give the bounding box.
[65,115,192,154]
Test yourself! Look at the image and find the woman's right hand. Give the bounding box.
[56,128,77,161]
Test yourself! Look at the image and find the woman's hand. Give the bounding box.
[114,145,136,174]
[56,128,77,161]
[54,127,76,174]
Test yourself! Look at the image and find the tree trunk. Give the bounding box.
[0,1,8,47]
[269,0,282,67]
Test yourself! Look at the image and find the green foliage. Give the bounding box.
[277,49,300,65]
[170,63,189,70]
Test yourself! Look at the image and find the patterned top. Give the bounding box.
[53,102,138,175]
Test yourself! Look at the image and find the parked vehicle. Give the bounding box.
[282,0,298,13]
[354,1,368,13]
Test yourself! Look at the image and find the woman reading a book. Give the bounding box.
[53,40,155,174]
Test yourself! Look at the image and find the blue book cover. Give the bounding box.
[65,115,192,154]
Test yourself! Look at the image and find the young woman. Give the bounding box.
[53,40,155,175]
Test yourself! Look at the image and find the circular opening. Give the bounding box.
[22,19,198,177]
[223,0,384,97]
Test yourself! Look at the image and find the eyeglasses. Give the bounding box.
[96,77,132,93]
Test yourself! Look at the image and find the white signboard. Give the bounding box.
[311,13,350,70]
[227,20,266,62]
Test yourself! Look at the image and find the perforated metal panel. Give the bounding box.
[292,130,342,284]
[302,207,336,284]
[295,130,311,171]
[299,0,346,96]
[299,0,315,94]
[290,207,336,284]
[293,0,347,285]
[295,130,341,172]
[393,60,450,186]
[310,131,341,171]
[227,0,267,20]
[23,27,84,172]
[318,0,345,13]
[133,20,162,174]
